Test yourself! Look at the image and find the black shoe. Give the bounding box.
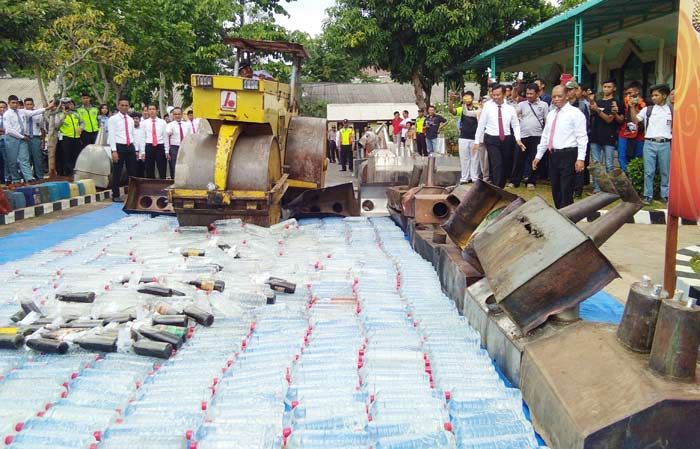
[340,168,347,172]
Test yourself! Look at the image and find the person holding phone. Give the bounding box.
[589,79,619,192]
[615,81,646,172]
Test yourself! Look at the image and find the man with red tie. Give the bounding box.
[166,107,190,179]
[473,84,525,188]
[107,98,138,202]
[142,104,170,179]
[532,85,588,209]
[186,110,200,134]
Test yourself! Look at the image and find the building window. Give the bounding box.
[610,52,656,99]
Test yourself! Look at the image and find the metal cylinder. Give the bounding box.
[426,156,436,187]
[649,296,700,379]
[588,162,616,194]
[560,192,619,223]
[587,201,641,247]
[609,168,642,204]
[617,279,664,352]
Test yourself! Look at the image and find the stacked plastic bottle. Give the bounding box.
[0,214,552,449]
[371,217,547,449]
[6,353,158,449]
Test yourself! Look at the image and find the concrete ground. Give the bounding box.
[2,162,697,306]
[590,222,700,302]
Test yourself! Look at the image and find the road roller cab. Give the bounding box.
[155,38,331,226]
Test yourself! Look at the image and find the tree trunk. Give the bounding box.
[412,72,426,110]
[423,83,432,110]
[34,67,48,106]
[158,71,166,116]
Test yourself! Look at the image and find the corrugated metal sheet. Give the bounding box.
[302,82,447,105]
[327,103,423,122]
[0,78,57,104]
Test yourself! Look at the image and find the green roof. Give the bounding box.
[460,0,677,72]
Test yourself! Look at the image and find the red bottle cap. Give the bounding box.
[185,430,193,440]
[14,422,23,432]
[93,431,102,441]
[282,428,292,438]
[4,436,13,445]
[444,422,453,432]
[201,401,207,411]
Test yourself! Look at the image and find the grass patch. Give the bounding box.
[690,254,700,274]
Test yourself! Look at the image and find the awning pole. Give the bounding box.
[490,56,496,81]
[573,16,583,82]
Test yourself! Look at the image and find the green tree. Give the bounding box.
[0,0,71,104]
[324,0,554,109]
[556,0,587,12]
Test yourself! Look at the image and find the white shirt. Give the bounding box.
[536,103,588,161]
[187,118,200,134]
[26,111,44,137]
[3,107,46,139]
[166,120,191,147]
[637,105,672,140]
[142,117,170,151]
[517,100,548,138]
[107,112,136,152]
[133,125,146,155]
[400,117,411,138]
[474,101,521,143]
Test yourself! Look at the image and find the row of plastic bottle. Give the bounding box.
[0,213,550,449]
[372,218,548,449]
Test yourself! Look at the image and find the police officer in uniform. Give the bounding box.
[77,92,99,147]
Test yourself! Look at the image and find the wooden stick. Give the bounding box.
[663,214,679,293]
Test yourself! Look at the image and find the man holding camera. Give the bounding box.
[615,81,646,172]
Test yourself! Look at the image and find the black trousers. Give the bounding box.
[80,131,98,148]
[328,140,338,162]
[340,144,353,170]
[574,143,590,195]
[145,143,167,179]
[512,136,541,187]
[484,134,514,188]
[416,134,427,156]
[59,137,83,176]
[169,146,179,179]
[111,145,138,198]
[549,148,578,209]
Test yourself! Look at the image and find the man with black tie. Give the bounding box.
[532,85,588,209]
[473,84,525,188]
[108,98,138,202]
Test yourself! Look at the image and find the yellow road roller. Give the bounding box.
[164,39,333,226]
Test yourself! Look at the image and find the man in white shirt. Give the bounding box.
[2,95,55,183]
[142,104,170,179]
[474,84,525,188]
[514,84,549,190]
[24,98,46,180]
[0,100,7,183]
[327,125,338,163]
[532,85,588,209]
[399,110,411,154]
[186,110,200,134]
[631,84,673,204]
[107,98,138,201]
[165,107,190,179]
[132,113,146,177]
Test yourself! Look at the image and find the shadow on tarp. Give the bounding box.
[0,203,127,264]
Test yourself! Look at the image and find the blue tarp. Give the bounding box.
[580,291,624,324]
[0,204,126,264]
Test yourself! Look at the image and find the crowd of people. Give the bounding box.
[343,76,674,209]
[0,92,202,198]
